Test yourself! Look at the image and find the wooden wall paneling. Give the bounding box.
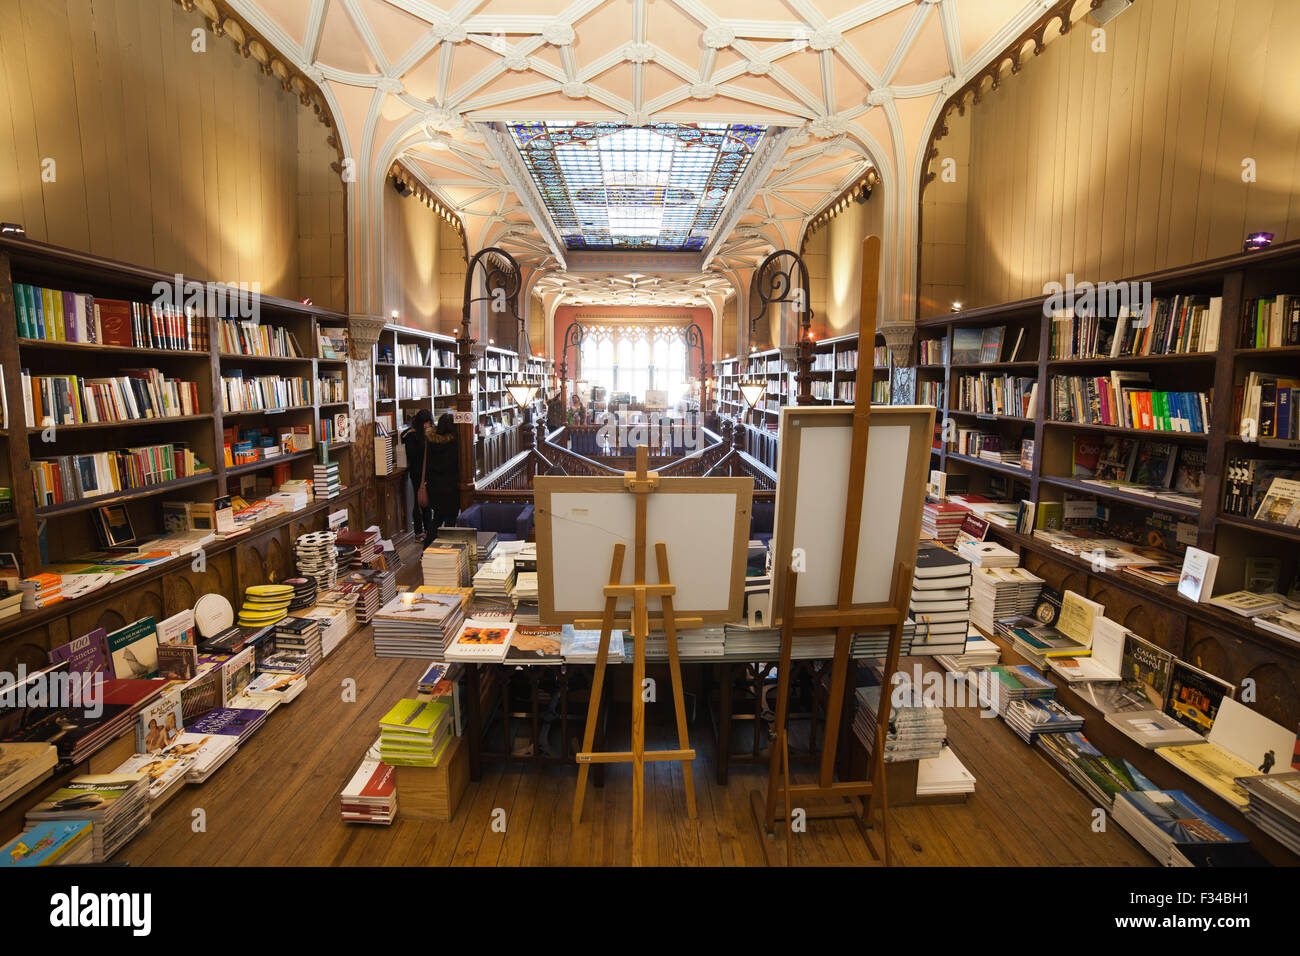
[0,623,63,676]
[114,0,153,268]
[67,0,114,257]
[0,1,47,240]
[67,579,166,644]
[163,550,235,617]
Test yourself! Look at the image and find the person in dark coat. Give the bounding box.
[402,409,433,537]
[423,412,460,546]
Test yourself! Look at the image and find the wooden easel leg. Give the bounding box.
[630,590,648,867]
[763,566,799,831]
[780,726,793,866]
[572,543,625,825]
[655,542,696,819]
[817,629,853,789]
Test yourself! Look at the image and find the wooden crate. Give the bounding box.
[394,735,468,822]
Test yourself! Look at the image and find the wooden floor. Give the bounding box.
[125,624,1152,866]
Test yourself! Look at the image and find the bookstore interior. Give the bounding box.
[1,0,1299,907]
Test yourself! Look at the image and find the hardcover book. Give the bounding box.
[107,617,159,680]
[1163,660,1234,735]
[47,628,111,676]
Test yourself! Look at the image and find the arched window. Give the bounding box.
[578,324,694,405]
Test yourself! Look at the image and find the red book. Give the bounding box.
[95,299,134,347]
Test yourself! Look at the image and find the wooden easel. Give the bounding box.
[751,235,920,865]
[571,445,700,866]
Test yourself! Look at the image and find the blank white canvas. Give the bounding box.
[545,490,741,616]
[1208,697,1297,774]
[788,422,911,607]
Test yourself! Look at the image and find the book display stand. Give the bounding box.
[752,236,934,865]
[534,446,753,866]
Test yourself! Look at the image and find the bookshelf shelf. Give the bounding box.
[1037,475,1202,518]
[225,449,316,479]
[25,413,214,433]
[18,339,206,358]
[1045,353,1216,367]
[1215,514,1300,543]
[34,471,218,518]
[1041,420,1209,442]
[222,404,315,418]
[950,361,1039,371]
[946,410,1033,423]
[219,353,313,365]
[944,451,1031,479]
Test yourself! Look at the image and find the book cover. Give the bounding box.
[1120,633,1172,709]
[47,628,111,676]
[0,821,93,867]
[1177,547,1219,603]
[156,642,198,681]
[504,625,563,664]
[1164,660,1234,735]
[134,690,184,753]
[185,706,267,741]
[107,617,159,679]
[1131,441,1177,488]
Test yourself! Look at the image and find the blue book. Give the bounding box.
[0,821,93,866]
[1116,789,1248,846]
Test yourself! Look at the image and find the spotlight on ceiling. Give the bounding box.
[1089,0,1133,24]
[1244,231,1274,252]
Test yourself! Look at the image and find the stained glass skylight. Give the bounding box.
[507,122,767,252]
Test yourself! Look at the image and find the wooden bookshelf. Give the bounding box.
[0,234,361,624]
[918,239,1300,741]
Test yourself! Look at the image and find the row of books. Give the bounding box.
[217,318,302,358]
[1238,294,1300,349]
[1049,374,1210,433]
[220,372,312,413]
[32,444,210,507]
[21,369,201,427]
[919,380,942,406]
[318,374,346,403]
[950,429,1022,465]
[917,337,947,365]
[1048,294,1223,358]
[1222,457,1300,518]
[12,283,210,351]
[398,377,431,400]
[952,373,1038,418]
[951,325,1023,364]
[1235,371,1299,441]
[392,343,429,365]
[1071,434,1205,496]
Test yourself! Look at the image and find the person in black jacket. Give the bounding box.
[402,409,433,537]
[423,412,460,546]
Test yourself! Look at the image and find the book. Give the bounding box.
[1164,660,1234,735]
[1112,789,1248,866]
[1106,709,1204,749]
[107,617,159,680]
[0,820,94,867]
[134,690,184,753]
[47,628,111,676]
[1157,699,1297,807]
[1176,547,1218,603]
[445,619,516,662]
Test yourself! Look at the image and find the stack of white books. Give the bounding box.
[472,557,517,599]
[970,566,1044,633]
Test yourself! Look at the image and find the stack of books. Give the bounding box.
[1036,731,1151,808]
[312,460,341,499]
[1002,697,1085,743]
[445,619,516,663]
[0,743,58,812]
[909,547,972,657]
[561,626,625,663]
[512,571,539,624]
[336,529,381,569]
[0,820,94,867]
[956,539,1019,568]
[852,668,947,762]
[19,573,62,610]
[640,625,726,659]
[26,773,151,862]
[186,705,270,745]
[472,558,516,600]
[916,748,977,797]
[340,754,396,825]
[969,566,1044,633]
[422,544,471,588]
[1113,789,1253,866]
[333,573,381,624]
[271,616,323,673]
[112,751,193,805]
[0,590,22,621]
[305,594,357,658]
[159,731,237,783]
[921,502,968,545]
[244,671,308,705]
[378,699,453,767]
[1237,772,1300,855]
[934,633,1001,674]
[371,591,468,659]
[978,664,1056,716]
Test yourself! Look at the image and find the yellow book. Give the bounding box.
[378,698,448,736]
[1155,743,1255,807]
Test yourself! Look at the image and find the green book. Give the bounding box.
[13,283,29,338]
[378,698,448,735]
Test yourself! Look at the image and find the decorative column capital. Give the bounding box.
[348,313,387,353]
[879,325,915,367]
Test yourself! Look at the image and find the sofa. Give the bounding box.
[456,501,535,541]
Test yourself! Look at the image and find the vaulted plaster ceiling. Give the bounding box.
[223,0,1088,318]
